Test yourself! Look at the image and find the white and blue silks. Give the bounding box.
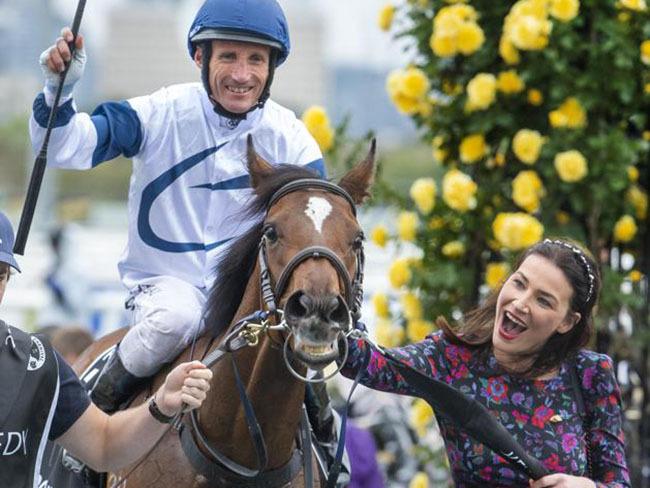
[30,83,324,375]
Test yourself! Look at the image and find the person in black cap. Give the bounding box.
[0,211,213,488]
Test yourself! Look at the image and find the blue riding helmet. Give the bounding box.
[187,0,291,67]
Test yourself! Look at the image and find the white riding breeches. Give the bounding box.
[117,275,208,377]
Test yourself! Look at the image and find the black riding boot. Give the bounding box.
[90,349,149,414]
[305,381,351,487]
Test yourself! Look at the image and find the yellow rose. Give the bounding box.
[549,110,568,128]
[409,471,430,488]
[401,292,423,320]
[549,97,586,128]
[410,178,437,214]
[513,129,544,164]
[486,262,510,289]
[627,166,639,182]
[442,240,466,258]
[301,106,335,152]
[430,5,483,58]
[431,31,458,57]
[374,318,404,347]
[512,170,545,213]
[443,169,478,212]
[401,67,430,99]
[409,399,434,438]
[497,70,525,94]
[373,292,391,318]
[554,150,588,182]
[492,212,544,250]
[386,68,430,114]
[641,40,650,65]
[626,185,648,220]
[628,270,643,282]
[378,4,396,31]
[459,134,488,163]
[302,105,328,127]
[397,211,419,241]
[499,36,520,65]
[308,125,334,152]
[392,93,422,114]
[527,89,544,105]
[466,73,497,111]
[457,22,485,55]
[613,215,637,242]
[407,319,434,342]
[389,258,412,288]
[619,0,647,11]
[550,0,580,21]
[510,15,552,51]
[371,225,389,248]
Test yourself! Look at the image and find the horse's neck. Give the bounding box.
[199,264,307,470]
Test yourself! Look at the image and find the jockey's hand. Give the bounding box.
[155,361,212,417]
[40,26,86,93]
[529,474,596,488]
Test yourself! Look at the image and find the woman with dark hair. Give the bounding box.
[344,238,629,487]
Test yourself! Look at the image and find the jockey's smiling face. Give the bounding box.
[195,40,270,114]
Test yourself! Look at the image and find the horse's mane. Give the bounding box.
[204,163,324,337]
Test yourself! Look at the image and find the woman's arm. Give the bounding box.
[56,360,212,472]
[584,355,630,488]
[341,331,447,396]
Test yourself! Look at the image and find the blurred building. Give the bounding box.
[98,0,326,112]
[0,0,63,121]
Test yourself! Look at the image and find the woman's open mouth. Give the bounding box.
[499,311,528,340]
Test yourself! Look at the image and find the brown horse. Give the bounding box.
[60,138,376,488]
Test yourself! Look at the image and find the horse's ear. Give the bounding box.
[247,135,274,189]
[338,138,376,205]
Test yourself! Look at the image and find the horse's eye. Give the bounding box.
[352,233,365,250]
[264,226,279,243]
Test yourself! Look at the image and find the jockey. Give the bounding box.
[30,0,348,482]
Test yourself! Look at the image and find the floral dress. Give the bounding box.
[343,331,630,487]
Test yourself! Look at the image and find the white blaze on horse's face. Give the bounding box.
[304,197,332,233]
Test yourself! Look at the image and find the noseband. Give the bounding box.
[258,178,365,325]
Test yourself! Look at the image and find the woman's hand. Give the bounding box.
[529,474,596,488]
[155,360,213,416]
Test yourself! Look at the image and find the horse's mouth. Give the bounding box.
[291,333,340,368]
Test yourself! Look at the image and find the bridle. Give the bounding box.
[178,177,366,488]
[257,178,365,382]
[258,178,365,324]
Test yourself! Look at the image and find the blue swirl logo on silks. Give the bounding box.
[138,143,238,253]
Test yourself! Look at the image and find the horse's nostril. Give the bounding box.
[285,291,308,319]
[299,293,313,311]
[329,296,349,324]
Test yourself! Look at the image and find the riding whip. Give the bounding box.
[378,347,549,480]
[13,0,87,255]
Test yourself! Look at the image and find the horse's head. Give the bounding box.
[248,136,375,369]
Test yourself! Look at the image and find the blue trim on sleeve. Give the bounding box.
[90,101,143,167]
[32,93,76,128]
[306,158,326,178]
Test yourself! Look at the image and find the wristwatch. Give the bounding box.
[148,394,176,424]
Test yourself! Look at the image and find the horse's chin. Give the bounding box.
[291,333,340,369]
